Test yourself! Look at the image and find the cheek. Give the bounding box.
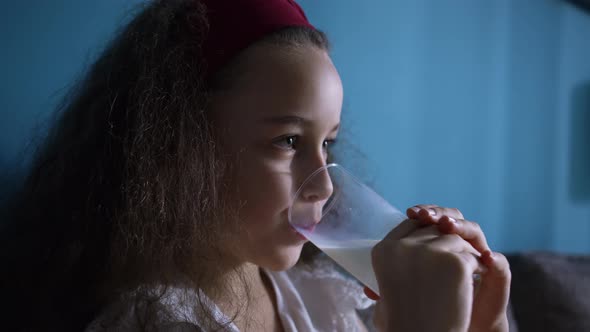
[234,156,294,223]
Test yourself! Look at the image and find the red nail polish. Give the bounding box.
[363,286,381,301]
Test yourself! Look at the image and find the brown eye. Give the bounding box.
[273,135,298,150]
[286,136,297,147]
[323,139,336,149]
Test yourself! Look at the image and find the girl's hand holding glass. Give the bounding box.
[370,205,511,332]
[289,164,510,332]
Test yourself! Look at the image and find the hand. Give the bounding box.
[367,205,511,332]
[407,205,511,332]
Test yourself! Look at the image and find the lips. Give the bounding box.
[299,209,322,230]
[300,222,317,233]
[288,223,309,241]
[288,203,323,238]
[291,216,320,236]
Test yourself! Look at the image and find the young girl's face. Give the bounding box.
[210,44,343,271]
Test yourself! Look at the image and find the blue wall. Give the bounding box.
[1,0,589,253]
[299,0,590,253]
[1,0,142,168]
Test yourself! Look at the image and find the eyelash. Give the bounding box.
[273,135,336,151]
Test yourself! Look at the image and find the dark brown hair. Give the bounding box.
[0,0,330,331]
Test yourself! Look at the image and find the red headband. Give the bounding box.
[201,0,315,77]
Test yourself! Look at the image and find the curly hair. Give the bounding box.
[0,0,330,331]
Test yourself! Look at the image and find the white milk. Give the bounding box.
[318,239,380,295]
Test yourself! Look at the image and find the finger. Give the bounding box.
[426,235,488,280]
[406,206,433,227]
[399,224,478,248]
[406,205,436,219]
[427,233,482,260]
[471,252,511,330]
[437,216,491,254]
[407,205,465,224]
[481,251,511,281]
[443,250,483,278]
[382,218,423,241]
[403,224,441,238]
[406,204,441,220]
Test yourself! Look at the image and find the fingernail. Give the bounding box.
[448,217,457,223]
[410,207,420,214]
[363,286,381,301]
[428,208,436,216]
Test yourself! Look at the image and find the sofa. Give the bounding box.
[505,252,590,332]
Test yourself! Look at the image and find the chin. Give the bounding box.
[261,244,304,271]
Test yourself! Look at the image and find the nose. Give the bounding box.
[300,166,334,203]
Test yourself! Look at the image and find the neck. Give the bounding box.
[216,262,267,305]
[205,261,280,331]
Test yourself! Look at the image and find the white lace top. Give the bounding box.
[85,258,374,331]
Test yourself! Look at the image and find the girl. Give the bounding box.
[1,0,511,331]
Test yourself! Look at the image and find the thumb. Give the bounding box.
[471,251,511,331]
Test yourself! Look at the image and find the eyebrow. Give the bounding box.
[262,115,340,131]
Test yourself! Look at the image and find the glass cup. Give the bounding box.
[288,163,407,295]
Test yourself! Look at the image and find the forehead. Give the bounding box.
[209,43,343,126]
